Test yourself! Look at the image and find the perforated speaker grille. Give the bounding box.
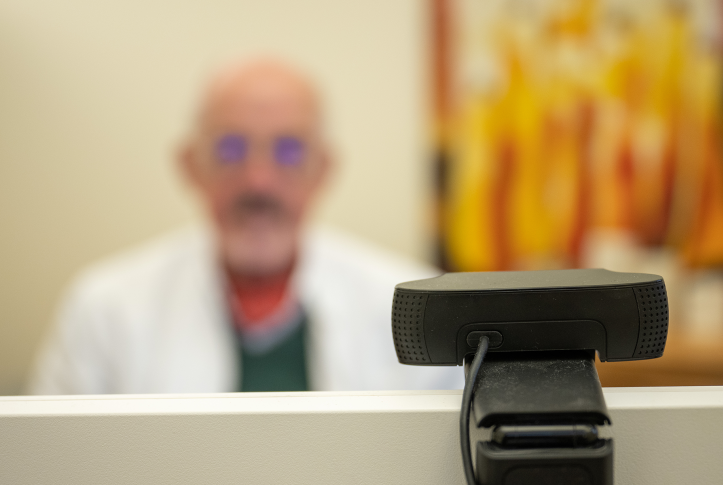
[392,290,431,364]
[633,282,669,358]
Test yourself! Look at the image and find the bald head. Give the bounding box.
[198,60,321,132]
[180,58,331,276]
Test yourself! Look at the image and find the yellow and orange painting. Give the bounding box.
[433,0,723,273]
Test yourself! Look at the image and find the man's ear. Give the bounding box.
[177,138,203,188]
[313,145,334,190]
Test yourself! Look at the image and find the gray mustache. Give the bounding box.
[232,194,285,218]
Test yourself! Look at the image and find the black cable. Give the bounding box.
[460,336,490,485]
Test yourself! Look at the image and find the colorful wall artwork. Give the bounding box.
[433,0,723,273]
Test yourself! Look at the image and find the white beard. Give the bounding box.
[219,222,298,276]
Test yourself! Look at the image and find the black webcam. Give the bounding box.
[391,269,669,485]
[392,268,668,366]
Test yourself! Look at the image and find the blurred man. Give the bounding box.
[28,59,461,394]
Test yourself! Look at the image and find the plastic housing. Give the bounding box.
[392,269,668,365]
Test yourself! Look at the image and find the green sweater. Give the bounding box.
[237,312,309,392]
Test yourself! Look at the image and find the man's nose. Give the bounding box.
[242,154,279,190]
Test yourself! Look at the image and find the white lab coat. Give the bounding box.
[28,225,463,394]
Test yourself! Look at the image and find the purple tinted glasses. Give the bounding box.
[215,134,247,164]
[274,136,305,166]
[214,134,306,167]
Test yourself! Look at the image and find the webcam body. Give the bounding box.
[392,268,668,365]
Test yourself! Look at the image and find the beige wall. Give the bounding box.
[0,0,432,395]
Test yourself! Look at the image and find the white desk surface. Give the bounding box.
[1,387,722,484]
